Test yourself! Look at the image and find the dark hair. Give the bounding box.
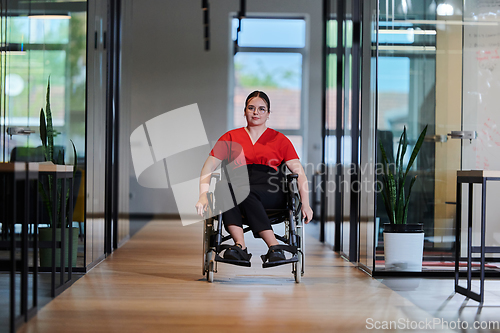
[244,91,270,112]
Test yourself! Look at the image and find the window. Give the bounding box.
[231,17,306,159]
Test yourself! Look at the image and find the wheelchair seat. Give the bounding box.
[202,163,305,283]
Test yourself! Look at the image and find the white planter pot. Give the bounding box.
[384,232,424,272]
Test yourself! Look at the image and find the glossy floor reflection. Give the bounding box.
[379,277,500,331]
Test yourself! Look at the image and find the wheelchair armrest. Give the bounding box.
[286,173,299,181]
[205,173,220,195]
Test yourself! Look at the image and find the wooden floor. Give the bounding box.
[18,220,436,333]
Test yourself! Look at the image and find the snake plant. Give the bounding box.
[39,77,78,227]
[379,125,428,225]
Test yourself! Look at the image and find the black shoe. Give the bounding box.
[224,244,251,261]
[266,245,286,262]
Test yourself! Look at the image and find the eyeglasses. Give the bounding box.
[246,106,268,114]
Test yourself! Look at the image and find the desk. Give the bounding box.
[455,170,500,303]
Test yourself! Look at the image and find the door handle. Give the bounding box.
[6,127,35,136]
[425,135,448,143]
[447,131,477,140]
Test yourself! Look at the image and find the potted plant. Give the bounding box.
[38,78,79,268]
[379,125,428,272]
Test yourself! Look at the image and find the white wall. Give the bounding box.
[124,0,323,215]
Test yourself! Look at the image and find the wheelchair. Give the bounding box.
[202,163,305,283]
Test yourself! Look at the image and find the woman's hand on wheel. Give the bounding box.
[301,203,313,224]
[195,194,209,217]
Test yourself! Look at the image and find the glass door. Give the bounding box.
[375,0,461,271]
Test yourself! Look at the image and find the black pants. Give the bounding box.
[215,164,287,237]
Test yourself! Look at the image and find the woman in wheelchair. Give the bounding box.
[195,90,313,267]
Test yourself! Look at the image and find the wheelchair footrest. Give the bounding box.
[215,254,252,267]
[261,255,298,268]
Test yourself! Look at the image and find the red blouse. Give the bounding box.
[209,128,299,171]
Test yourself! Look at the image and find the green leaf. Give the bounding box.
[40,108,47,147]
[67,140,79,228]
[387,171,396,214]
[403,176,418,225]
[400,127,407,175]
[395,132,401,171]
[395,128,405,202]
[395,185,405,224]
[70,139,78,177]
[45,77,54,163]
[379,141,389,173]
[379,181,394,224]
[405,125,428,178]
[399,129,407,186]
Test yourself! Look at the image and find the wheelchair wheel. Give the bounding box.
[203,221,217,282]
[294,251,302,283]
[206,250,215,283]
[294,215,305,283]
[202,193,215,277]
[202,217,211,275]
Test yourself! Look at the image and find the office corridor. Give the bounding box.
[18,220,435,333]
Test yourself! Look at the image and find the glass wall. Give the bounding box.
[324,0,362,262]
[0,0,87,257]
[0,1,87,330]
[324,0,500,274]
[363,0,499,274]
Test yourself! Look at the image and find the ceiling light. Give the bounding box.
[28,14,71,19]
[395,19,497,26]
[379,29,437,35]
[436,3,454,16]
